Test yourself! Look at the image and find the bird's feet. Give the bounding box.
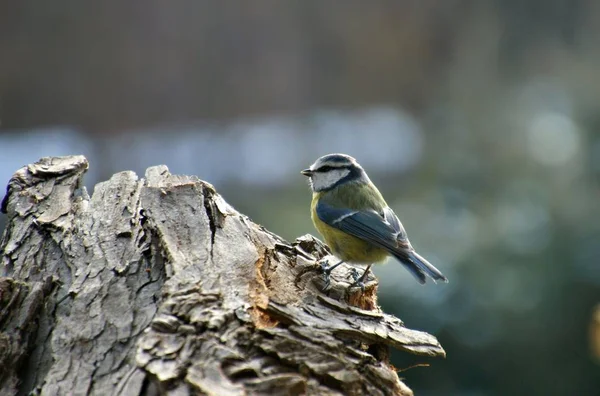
[349,265,373,292]
[318,258,344,290]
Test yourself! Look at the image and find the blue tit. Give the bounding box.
[301,153,448,289]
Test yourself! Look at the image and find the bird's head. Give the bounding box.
[301,153,368,192]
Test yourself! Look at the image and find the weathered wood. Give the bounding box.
[0,156,444,396]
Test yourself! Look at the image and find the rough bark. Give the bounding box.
[0,156,445,396]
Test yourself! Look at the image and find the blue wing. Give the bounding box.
[316,202,410,252]
[316,201,448,284]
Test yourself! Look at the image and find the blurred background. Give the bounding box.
[1,1,599,394]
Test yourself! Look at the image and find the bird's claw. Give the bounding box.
[349,267,371,292]
[349,278,366,292]
[318,259,332,290]
[319,259,330,273]
[350,268,361,283]
[316,259,345,290]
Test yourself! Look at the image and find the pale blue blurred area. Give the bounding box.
[0,127,96,187]
[1,106,422,193]
[2,2,600,394]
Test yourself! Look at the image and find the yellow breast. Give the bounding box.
[310,194,388,264]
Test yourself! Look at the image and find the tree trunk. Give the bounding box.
[0,156,444,396]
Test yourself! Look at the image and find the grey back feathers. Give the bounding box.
[306,153,368,192]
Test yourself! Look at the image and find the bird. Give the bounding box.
[301,153,448,289]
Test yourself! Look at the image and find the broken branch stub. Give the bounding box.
[0,156,444,396]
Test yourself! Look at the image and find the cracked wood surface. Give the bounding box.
[0,156,444,396]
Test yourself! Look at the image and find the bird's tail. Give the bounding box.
[393,250,448,285]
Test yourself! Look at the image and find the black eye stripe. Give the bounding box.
[314,161,356,172]
[316,165,335,172]
[317,164,352,172]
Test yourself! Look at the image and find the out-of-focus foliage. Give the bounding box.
[1,1,599,394]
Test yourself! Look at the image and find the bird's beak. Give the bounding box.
[301,169,313,176]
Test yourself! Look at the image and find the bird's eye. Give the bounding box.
[317,165,334,172]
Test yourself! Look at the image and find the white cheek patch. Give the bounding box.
[311,168,350,191]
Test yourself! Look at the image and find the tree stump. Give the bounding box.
[0,156,445,396]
